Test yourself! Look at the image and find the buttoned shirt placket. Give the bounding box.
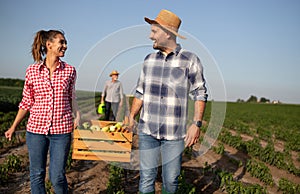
[43,66,54,134]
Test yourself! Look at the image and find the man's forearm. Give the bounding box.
[130,97,143,119]
[193,100,206,121]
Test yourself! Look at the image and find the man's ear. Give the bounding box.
[166,32,171,39]
[166,30,176,40]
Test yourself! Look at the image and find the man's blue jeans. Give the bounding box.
[26,131,71,194]
[138,133,184,193]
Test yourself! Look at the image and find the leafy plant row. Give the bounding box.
[107,163,125,194]
[201,161,268,194]
[0,154,23,185]
[218,170,267,194]
[278,178,300,194]
[246,159,274,186]
[219,129,300,176]
[212,143,274,186]
[223,102,300,151]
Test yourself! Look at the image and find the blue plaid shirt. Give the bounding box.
[135,44,208,140]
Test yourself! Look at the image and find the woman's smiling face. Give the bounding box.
[46,33,67,58]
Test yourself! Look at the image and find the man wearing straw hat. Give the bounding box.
[129,10,207,194]
[101,70,124,121]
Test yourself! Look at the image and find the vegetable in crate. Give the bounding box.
[82,122,90,129]
[90,125,101,131]
[115,122,122,130]
[101,126,110,132]
[109,126,116,132]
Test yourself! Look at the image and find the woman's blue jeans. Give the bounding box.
[26,131,71,194]
[138,133,184,193]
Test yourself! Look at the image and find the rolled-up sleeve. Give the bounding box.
[19,69,34,110]
[189,56,208,102]
[134,64,145,101]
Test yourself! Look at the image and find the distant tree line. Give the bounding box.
[0,78,24,87]
[237,95,275,103]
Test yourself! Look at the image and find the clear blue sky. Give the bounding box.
[0,0,299,104]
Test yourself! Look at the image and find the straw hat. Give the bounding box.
[145,9,186,39]
[109,70,119,77]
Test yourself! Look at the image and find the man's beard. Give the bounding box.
[153,42,166,52]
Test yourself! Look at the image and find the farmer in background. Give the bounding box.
[5,29,80,194]
[129,10,207,193]
[101,70,124,121]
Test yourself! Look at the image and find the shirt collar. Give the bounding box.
[174,44,182,55]
[158,44,182,57]
[39,59,65,71]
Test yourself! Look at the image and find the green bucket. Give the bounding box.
[97,103,105,114]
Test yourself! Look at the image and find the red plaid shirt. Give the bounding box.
[19,60,77,135]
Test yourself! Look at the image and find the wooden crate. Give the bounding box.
[72,120,133,162]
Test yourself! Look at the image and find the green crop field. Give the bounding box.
[220,102,300,150]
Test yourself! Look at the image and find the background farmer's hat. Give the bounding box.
[144,9,186,39]
[110,70,120,77]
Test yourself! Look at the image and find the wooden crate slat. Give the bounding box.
[72,151,131,162]
[73,149,131,156]
[73,139,132,151]
[73,130,132,142]
[72,153,131,162]
[119,132,133,142]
